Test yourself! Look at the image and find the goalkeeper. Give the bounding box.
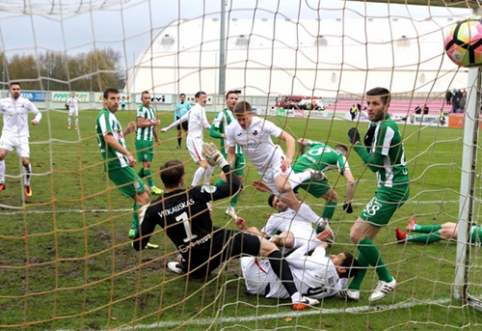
[132,143,319,311]
[293,138,356,228]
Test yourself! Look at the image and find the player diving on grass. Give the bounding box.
[225,101,330,233]
[132,142,320,310]
[209,90,246,218]
[236,216,358,301]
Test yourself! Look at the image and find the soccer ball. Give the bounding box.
[444,16,482,67]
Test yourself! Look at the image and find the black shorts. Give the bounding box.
[181,229,261,277]
[176,116,188,131]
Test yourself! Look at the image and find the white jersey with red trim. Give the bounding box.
[241,246,346,300]
[186,103,210,140]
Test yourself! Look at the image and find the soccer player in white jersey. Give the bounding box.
[263,194,328,255]
[226,101,327,229]
[237,218,358,301]
[161,91,214,187]
[67,91,80,130]
[0,82,42,197]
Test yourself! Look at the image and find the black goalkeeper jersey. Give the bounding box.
[132,165,240,255]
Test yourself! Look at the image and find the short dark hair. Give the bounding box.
[335,144,348,154]
[340,252,359,279]
[179,93,186,97]
[103,88,119,99]
[366,87,391,106]
[234,101,252,114]
[141,90,150,97]
[160,160,184,188]
[9,82,20,87]
[195,91,206,99]
[268,194,276,208]
[225,90,238,100]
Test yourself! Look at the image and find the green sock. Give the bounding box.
[215,178,224,186]
[321,201,337,220]
[348,252,368,290]
[144,168,154,188]
[132,201,139,230]
[357,237,393,283]
[414,224,442,233]
[408,232,442,243]
[137,168,144,179]
[230,190,240,207]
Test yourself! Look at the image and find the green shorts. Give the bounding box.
[360,185,409,227]
[292,163,330,198]
[135,140,154,162]
[221,150,246,176]
[470,225,482,244]
[108,167,146,198]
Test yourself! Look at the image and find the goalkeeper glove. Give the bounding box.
[202,142,229,168]
[347,127,361,145]
[343,201,353,214]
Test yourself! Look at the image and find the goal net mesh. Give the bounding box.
[0,1,481,330]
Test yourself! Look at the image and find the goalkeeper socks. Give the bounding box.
[321,201,337,220]
[414,224,442,233]
[144,168,154,188]
[267,250,298,297]
[23,164,32,186]
[408,232,442,243]
[349,252,369,290]
[204,165,214,185]
[357,237,393,283]
[0,160,4,182]
[191,167,205,187]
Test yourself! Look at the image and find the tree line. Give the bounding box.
[0,48,124,91]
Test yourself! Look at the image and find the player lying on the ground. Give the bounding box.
[294,139,356,228]
[263,194,332,254]
[132,142,319,310]
[237,218,358,300]
[395,216,482,244]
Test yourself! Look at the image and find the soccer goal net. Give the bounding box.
[0,0,481,330]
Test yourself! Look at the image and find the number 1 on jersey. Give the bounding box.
[175,212,198,243]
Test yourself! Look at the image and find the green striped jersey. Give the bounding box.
[95,109,129,170]
[135,104,157,141]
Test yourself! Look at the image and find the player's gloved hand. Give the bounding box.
[202,142,229,168]
[347,127,361,145]
[343,201,353,214]
[364,125,376,151]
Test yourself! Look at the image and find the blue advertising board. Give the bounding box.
[7,90,45,102]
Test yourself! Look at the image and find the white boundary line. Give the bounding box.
[51,298,453,331]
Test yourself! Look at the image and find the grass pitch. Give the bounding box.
[0,108,481,330]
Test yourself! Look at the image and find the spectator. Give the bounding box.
[423,105,429,115]
[414,105,422,114]
[445,90,453,105]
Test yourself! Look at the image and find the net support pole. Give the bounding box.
[218,0,226,95]
[454,65,481,300]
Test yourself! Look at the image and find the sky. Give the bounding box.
[0,0,473,69]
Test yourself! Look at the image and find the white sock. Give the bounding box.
[191,166,205,187]
[203,165,214,185]
[23,164,32,186]
[0,160,5,183]
[68,117,71,126]
[297,203,322,224]
[75,118,79,127]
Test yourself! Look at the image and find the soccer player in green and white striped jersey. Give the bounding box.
[96,88,157,248]
[209,90,246,218]
[342,87,410,302]
[135,91,163,195]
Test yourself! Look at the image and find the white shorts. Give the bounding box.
[68,108,78,117]
[0,134,30,157]
[261,162,305,195]
[186,136,204,162]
